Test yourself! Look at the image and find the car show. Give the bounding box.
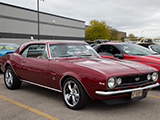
[0,1,160,120]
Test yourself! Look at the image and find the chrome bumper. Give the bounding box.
[95,83,160,96]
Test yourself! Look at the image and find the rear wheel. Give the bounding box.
[62,77,89,110]
[4,66,22,89]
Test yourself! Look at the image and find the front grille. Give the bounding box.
[116,73,153,88]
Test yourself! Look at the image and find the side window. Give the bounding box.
[144,39,152,43]
[21,44,46,58]
[21,47,29,57]
[41,47,48,59]
[97,45,120,56]
[140,39,144,42]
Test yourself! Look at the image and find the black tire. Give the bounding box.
[62,77,89,110]
[4,66,22,89]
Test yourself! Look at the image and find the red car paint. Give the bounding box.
[94,43,160,83]
[0,41,159,107]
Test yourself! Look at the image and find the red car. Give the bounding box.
[94,43,160,83]
[0,41,159,110]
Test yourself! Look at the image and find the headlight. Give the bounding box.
[107,77,116,89]
[147,74,151,81]
[152,72,158,82]
[116,78,122,85]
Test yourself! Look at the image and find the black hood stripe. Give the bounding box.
[101,57,160,66]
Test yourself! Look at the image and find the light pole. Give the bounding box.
[37,0,40,40]
[141,31,144,37]
[37,0,44,41]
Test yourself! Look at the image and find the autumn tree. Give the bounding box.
[85,20,110,41]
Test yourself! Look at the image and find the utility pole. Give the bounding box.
[37,0,40,40]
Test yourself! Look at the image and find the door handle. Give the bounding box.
[22,60,27,63]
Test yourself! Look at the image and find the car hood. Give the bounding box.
[64,57,156,77]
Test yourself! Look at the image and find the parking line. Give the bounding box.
[0,95,59,120]
[148,94,160,99]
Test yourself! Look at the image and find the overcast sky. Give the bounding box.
[1,0,160,37]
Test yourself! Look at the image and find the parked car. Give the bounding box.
[137,37,160,45]
[0,41,159,109]
[93,43,160,83]
[139,44,160,53]
[0,43,19,57]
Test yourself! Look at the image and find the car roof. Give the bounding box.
[24,40,86,44]
[16,40,87,53]
[0,43,18,45]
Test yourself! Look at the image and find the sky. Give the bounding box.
[1,0,160,37]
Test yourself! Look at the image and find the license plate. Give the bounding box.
[131,90,143,99]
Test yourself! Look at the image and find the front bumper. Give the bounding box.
[95,83,159,95]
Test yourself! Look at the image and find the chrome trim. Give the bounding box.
[95,83,159,95]
[21,80,62,93]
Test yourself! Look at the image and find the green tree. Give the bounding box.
[85,20,110,41]
[110,28,118,40]
[128,33,138,41]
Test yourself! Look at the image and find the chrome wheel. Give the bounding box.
[63,80,80,107]
[5,69,13,87]
[4,66,22,89]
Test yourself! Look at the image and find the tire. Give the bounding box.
[62,77,89,110]
[4,66,22,89]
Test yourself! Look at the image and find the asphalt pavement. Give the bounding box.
[0,73,160,120]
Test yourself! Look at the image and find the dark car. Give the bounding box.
[94,43,160,83]
[0,41,159,109]
[139,44,160,53]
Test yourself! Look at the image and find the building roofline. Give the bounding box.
[0,2,85,23]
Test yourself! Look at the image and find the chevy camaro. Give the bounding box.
[0,41,159,109]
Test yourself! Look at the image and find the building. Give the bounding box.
[0,2,85,45]
[117,31,126,40]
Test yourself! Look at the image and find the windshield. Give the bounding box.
[119,44,157,55]
[0,43,19,50]
[150,45,160,53]
[49,43,100,58]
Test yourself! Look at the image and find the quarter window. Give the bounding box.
[21,44,47,58]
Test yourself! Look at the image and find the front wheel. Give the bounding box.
[4,66,22,89]
[62,77,89,110]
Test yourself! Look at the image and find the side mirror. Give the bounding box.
[114,53,123,59]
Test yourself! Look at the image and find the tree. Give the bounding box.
[85,20,110,41]
[110,28,118,40]
[128,33,138,41]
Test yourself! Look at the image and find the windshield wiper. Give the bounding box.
[59,55,73,57]
[79,54,92,56]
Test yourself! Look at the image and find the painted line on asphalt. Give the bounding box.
[148,94,160,99]
[0,95,59,120]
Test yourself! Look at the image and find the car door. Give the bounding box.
[18,44,50,86]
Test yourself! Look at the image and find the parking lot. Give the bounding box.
[0,72,160,120]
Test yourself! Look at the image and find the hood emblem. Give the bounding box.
[135,77,140,81]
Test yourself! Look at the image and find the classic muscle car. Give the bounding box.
[0,41,159,109]
[137,37,160,45]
